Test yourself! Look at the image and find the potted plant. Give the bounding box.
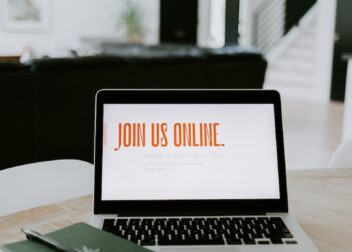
[120,0,145,43]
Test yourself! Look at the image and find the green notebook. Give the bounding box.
[1,223,152,252]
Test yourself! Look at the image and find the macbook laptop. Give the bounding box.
[91,89,318,252]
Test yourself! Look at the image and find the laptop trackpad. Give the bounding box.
[160,248,240,252]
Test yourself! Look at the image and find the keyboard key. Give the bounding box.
[103,219,115,226]
[226,237,242,245]
[270,238,283,244]
[243,239,256,245]
[140,240,156,246]
[102,219,115,232]
[281,232,294,238]
[285,240,298,244]
[258,240,270,244]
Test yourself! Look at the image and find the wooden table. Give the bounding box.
[1,169,351,252]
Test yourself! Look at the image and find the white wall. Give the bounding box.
[197,0,211,47]
[0,0,159,56]
[239,0,265,46]
[314,0,337,102]
[208,0,225,47]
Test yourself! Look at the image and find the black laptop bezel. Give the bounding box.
[94,89,288,215]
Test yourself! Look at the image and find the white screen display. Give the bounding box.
[101,104,280,200]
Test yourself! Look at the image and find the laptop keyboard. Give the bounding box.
[102,216,296,246]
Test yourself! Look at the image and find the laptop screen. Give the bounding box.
[101,103,280,201]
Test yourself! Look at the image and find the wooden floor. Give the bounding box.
[281,97,344,169]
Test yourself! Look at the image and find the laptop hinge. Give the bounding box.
[115,211,267,217]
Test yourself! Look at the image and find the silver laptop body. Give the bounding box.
[91,89,318,252]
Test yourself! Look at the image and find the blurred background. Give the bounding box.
[0,0,351,170]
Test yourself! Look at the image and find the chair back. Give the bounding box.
[0,159,93,217]
[329,140,352,168]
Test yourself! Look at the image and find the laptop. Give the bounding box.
[91,89,318,252]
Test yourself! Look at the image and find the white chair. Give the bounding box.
[0,159,94,217]
[328,140,352,169]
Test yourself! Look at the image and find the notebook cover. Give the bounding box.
[1,222,152,252]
